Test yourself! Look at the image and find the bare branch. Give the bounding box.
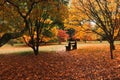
[0,0,36,47]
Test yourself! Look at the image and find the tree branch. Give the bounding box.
[0,1,39,47]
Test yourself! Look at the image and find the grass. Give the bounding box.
[15,51,33,56]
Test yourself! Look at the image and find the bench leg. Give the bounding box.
[66,46,71,51]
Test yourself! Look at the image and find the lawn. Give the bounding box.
[0,43,120,80]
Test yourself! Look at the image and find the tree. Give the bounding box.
[67,28,75,39]
[73,0,120,59]
[0,0,39,47]
[0,0,69,55]
[64,5,97,41]
[42,27,58,43]
[57,29,69,44]
[22,0,68,55]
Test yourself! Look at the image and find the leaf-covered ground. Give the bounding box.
[0,44,120,80]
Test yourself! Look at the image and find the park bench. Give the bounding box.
[66,39,77,51]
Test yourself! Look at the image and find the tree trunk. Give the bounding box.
[110,41,115,50]
[109,41,115,59]
[110,44,114,59]
[33,47,39,55]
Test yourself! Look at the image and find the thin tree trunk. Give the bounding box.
[34,49,38,55]
[109,41,115,59]
[33,47,39,55]
[110,44,114,59]
[34,32,39,55]
[111,42,115,50]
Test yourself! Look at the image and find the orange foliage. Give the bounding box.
[0,44,120,79]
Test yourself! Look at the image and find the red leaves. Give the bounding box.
[58,29,69,41]
[0,44,120,79]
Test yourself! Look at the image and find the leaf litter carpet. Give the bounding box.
[0,44,120,80]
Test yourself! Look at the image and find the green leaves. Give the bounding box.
[42,29,53,38]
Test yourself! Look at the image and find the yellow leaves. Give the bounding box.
[108,2,117,12]
[44,19,53,24]
[114,29,119,37]
[29,0,68,22]
[42,36,51,42]
[74,31,84,39]
[51,27,58,37]
[42,27,58,42]
[96,28,103,33]
[23,35,31,42]
[107,0,118,3]
[41,0,69,22]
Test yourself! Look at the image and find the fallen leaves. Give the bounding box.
[0,44,120,80]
